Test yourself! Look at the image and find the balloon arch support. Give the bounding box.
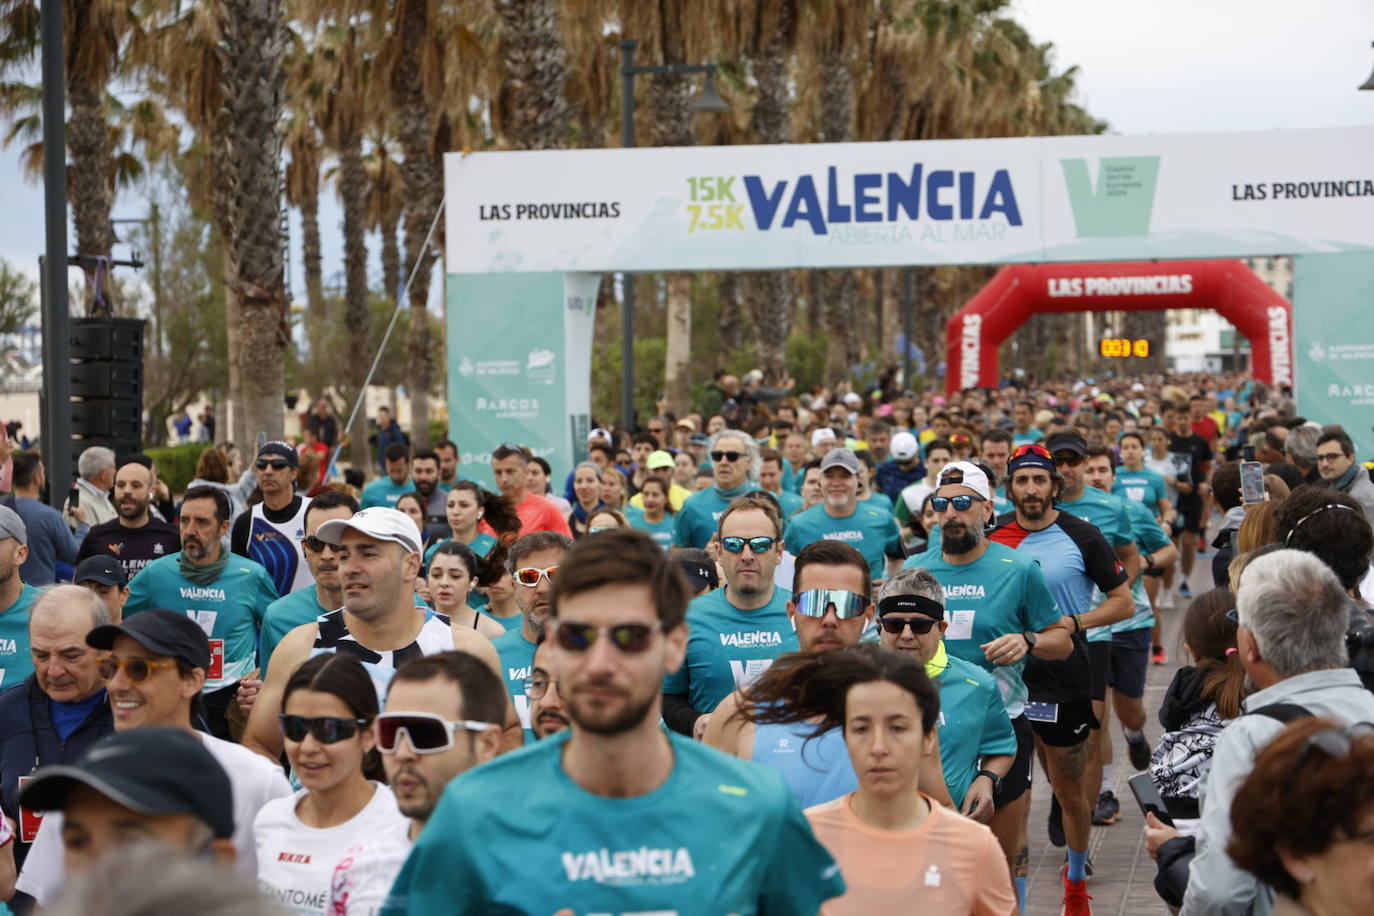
[943,259,1293,394]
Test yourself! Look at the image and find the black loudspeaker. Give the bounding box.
[69,317,145,457]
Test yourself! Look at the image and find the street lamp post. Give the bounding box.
[39,0,70,508]
[617,39,729,434]
[1360,41,1374,90]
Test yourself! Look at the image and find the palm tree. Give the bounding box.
[492,0,572,149]
[285,117,325,322]
[215,0,290,440]
[365,134,405,306]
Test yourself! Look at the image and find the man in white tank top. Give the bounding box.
[230,441,314,596]
[241,508,521,762]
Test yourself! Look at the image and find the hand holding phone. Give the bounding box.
[1239,460,1266,505]
[1129,771,1174,826]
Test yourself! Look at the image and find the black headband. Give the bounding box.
[877,594,945,619]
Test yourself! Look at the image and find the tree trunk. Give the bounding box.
[821,268,857,386]
[880,269,900,364]
[494,0,572,149]
[664,273,692,416]
[218,0,288,441]
[301,185,325,324]
[394,0,441,449]
[67,84,116,311]
[746,270,791,383]
[717,272,742,361]
[380,211,400,305]
[339,133,373,473]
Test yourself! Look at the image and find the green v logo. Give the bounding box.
[1060,157,1161,238]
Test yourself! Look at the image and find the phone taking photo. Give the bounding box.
[1240,460,1266,505]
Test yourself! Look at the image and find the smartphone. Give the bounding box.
[67,486,79,508]
[1128,772,1174,826]
[1240,460,1266,505]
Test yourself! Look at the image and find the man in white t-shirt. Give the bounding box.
[15,610,291,908]
[328,651,505,915]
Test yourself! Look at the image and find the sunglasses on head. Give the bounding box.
[930,494,986,513]
[514,565,558,587]
[277,714,371,744]
[710,450,744,463]
[256,459,291,471]
[98,656,179,683]
[793,589,871,620]
[1013,444,1052,459]
[879,616,939,636]
[553,621,661,653]
[375,712,495,755]
[720,535,776,555]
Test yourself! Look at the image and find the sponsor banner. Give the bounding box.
[1294,252,1374,461]
[444,127,1374,273]
[447,272,595,485]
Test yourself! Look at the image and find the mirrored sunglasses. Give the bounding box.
[375,712,494,754]
[930,494,986,513]
[720,535,776,555]
[514,565,558,587]
[793,589,871,620]
[553,621,660,653]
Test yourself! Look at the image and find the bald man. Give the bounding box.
[76,462,180,582]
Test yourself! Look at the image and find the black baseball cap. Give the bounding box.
[1045,431,1088,457]
[20,728,235,838]
[74,555,127,588]
[677,559,719,594]
[87,609,211,672]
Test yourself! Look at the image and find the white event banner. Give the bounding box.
[444,127,1374,273]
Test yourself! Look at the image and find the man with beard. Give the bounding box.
[433,439,460,492]
[0,507,40,686]
[409,449,451,543]
[76,461,180,582]
[989,444,1132,913]
[662,494,796,740]
[124,486,278,739]
[489,531,573,743]
[525,633,569,739]
[381,529,846,915]
[901,461,1072,905]
[242,507,520,759]
[783,449,903,584]
[326,651,504,915]
[230,441,313,596]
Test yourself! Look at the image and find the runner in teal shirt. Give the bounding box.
[0,583,41,689]
[492,627,538,743]
[624,504,675,548]
[934,649,1018,805]
[381,729,845,916]
[1112,493,1174,635]
[125,552,278,692]
[662,584,796,716]
[673,431,759,548]
[359,475,413,510]
[258,585,327,678]
[784,450,902,582]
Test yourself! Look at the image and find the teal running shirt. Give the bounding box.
[783,504,902,582]
[662,586,797,715]
[624,506,676,549]
[491,627,537,744]
[380,729,846,915]
[934,651,1018,807]
[1113,499,1172,634]
[0,584,40,689]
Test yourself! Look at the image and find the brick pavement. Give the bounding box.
[1024,560,1210,916]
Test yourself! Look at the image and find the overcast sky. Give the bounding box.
[2,0,1373,304]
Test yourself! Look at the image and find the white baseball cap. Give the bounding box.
[889,431,919,461]
[935,461,992,501]
[316,507,423,554]
[811,427,838,448]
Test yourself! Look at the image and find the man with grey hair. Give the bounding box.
[490,530,573,743]
[1148,549,1374,915]
[64,447,116,529]
[875,567,1016,823]
[1283,423,1321,485]
[0,585,113,876]
[673,429,761,549]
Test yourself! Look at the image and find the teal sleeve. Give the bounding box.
[672,504,693,547]
[1112,503,1134,547]
[359,484,382,510]
[978,683,1018,756]
[253,570,280,623]
[1153,475,1168,507]
[1019,562,1064,633]
[259,616,288,680]
[379,798,482,915]
[123,568,155,616]
[1135,511,1172,554]
[782,518,798,553]
[883,515,904,559]
[662,652,688,694]
[759,789,846,914]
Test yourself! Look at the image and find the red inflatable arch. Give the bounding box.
[944,260,1293,394]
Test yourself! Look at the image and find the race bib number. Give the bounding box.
[1024,701,1059,724]
[208,640,224,680]
[17,776,42,843]
[945,610,976,641]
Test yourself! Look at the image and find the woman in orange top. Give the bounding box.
[771,644,1016,915]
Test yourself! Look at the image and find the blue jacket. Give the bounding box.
[0,676,113,870]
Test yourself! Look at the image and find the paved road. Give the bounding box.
[1024,556,1212,915]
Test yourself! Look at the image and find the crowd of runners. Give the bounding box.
[0,370,1370,915]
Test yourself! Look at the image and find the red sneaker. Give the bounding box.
[1062,864,1093,916]
[1151,646,1168,666]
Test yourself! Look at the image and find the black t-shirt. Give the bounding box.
[77,517,182,581]
[1169,432,1213,507]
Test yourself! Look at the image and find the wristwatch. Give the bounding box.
[1021,630,1038,652]
[976,768,1003,793]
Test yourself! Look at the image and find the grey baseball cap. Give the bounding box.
[0,506,27,545]
[819,448,861,476]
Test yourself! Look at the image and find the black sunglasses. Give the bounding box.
[710,450,745,463]
[277,714,371,744]
[256,460,291,471]
[930,494,986,513]
[554,621,660,653]
[300,535,333,553]
[879,616,939,635]
[1053,453,1084,467]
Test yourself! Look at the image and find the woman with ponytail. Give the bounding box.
[745,644,1015,914]
[1149,586,1248,833]
[426,540,517,636]
[423,482,519,610]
